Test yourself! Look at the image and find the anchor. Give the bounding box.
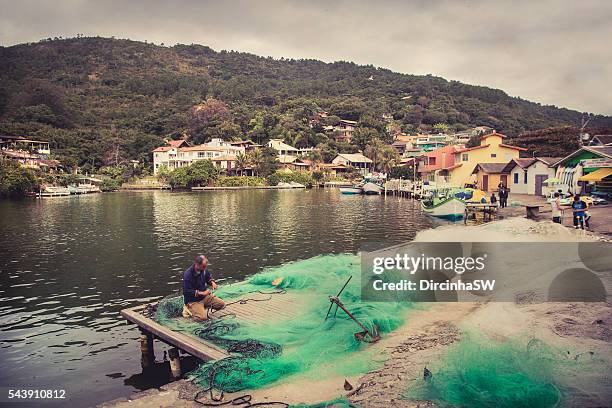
[324,276,381,343]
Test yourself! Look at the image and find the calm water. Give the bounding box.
[0,189,432,407]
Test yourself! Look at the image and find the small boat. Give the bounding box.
[421,187,485,220]
[39,186,71,197]
[362,182,383,195]
[339,186,363,195]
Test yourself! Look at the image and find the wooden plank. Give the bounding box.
[121,306,229,361]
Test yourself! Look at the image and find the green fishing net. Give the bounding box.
[404,335,597,408]
[154,254,417,393]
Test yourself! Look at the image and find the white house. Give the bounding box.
[152,138,245,174]
[267,139,299,156]
[331,153,373,175]
[502,157,559,196]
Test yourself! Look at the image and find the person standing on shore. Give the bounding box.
[551,192,562,224]
[490,192,498,206]
[182,255,225,320]
[571,194,588,230]
[499,186,508,208]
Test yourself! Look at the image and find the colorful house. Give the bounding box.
[471,163,510,192]
[447,132,526,187]
[418,145,460,185]
[552,146,612,194]
[502,157,560,196]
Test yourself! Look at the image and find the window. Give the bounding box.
[491,153,497,158]
[462,153,469,162]
[524,171,528,184]
[198,152,205,158]
[514,173,519,184]
[429,157,436,165]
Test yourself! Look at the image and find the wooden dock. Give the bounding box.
[120,291,308,376]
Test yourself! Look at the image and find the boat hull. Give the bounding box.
[362,182,382,195]
[339,187,363,195]
[421,197,466,220]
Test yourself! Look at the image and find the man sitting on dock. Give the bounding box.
[182,255,225,320]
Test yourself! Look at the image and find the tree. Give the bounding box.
[379,146,401,173]
[465,134,481,148]
[433,123,450,134]
[352,127,379,151]
[187,159,219,187]
[364,138,386,170]
[235,152,249,176]
[248,147,278,177]
[0,159,38,197]
[156,165,171,184]
[188,99,234,143]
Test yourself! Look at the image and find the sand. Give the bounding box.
[100,217,612,408]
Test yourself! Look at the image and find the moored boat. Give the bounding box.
[339,186,363,195]
[362,182,383,195]
[420,187,486,220]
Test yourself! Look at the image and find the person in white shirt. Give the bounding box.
[551,192,562,224]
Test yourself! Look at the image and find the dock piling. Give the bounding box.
[168,348,182,379]
[139,330,155,370]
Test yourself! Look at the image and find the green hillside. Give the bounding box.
[1,36,610,170]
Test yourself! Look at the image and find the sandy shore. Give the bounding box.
[100,216,612,408]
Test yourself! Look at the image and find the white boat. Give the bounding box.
[40,186,71,197]
[420,187,485,221]
[362,182,383,195]
[289,181,306,188]
[339,186,363,195]
[421,196,466,220]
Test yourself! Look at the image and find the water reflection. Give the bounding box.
[0,190,431,407]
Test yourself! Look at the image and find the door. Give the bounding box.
[500,175,508,188]
[482,175,489,192]
[535,174,547,196]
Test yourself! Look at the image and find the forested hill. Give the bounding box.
[1,37,611,169]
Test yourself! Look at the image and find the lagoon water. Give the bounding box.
[0,189,432,407]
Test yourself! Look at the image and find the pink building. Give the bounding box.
[418,145,460,184]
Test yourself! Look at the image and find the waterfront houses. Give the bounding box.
[153,138,245,174]
[418,145,460,185]
[552,146,612,194]
[446,131,526,187]
[502,157,560,195]
[331,153,373,175]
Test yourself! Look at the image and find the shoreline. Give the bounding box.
[99,215,612,408]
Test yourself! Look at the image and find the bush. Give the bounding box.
[267,171,314,187]
[215,176,265,187]
[100,178,121,192]
[167,160,219,188]
[0,160,38,198]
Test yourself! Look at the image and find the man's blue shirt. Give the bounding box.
[183,264,212,304]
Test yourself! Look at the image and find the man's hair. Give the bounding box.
[554,192,559,197]
[195,255,208,265]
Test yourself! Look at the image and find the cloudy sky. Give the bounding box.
[1,0,611,114]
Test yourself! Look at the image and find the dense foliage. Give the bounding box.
[215,176,265,187]
[267,171,315,187]
[0,159,38,197]
[1,36,611,171]
[165,159,219,188]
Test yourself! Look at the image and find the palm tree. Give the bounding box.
[235,152,248,176]
[379,146,400,173]
[364,138,385,171]
[247,149,264,177]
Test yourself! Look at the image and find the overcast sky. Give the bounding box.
[1,0,611,115]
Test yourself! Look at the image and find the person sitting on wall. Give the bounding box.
[182,255,225,320]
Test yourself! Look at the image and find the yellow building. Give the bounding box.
[448,132,526,187]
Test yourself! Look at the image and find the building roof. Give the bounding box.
[153,146,174,152]
[472,163,510,174]
[590,135,612,145]
[268,139,298,151]
[499,143,528,151]
[278,155,298,164]
[166,139,189,148]
[339,119,358,125]
[180,145,224,152]
[480,131,507,140]
[336,153,373,164]
[553,146,612,166]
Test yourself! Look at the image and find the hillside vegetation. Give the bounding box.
[1,36,611,170]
